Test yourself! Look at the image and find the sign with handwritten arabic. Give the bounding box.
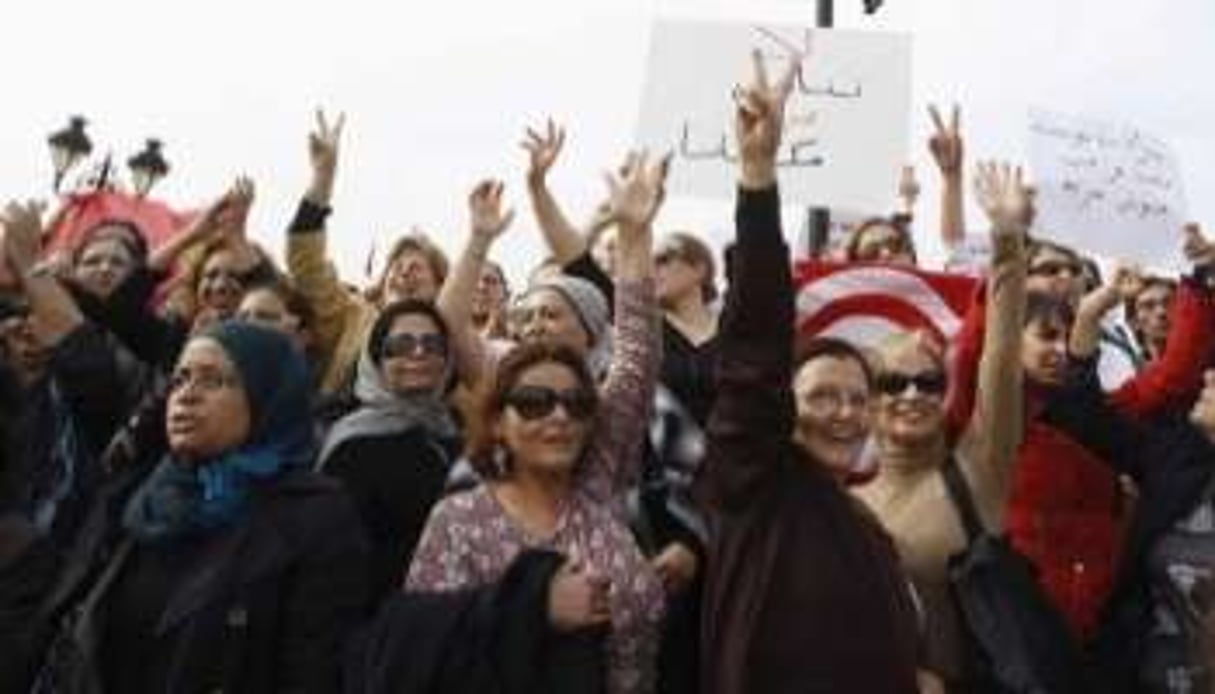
[636,21,912,212]
[1028,110,1188,270]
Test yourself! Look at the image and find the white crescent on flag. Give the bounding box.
[794,261,979,349]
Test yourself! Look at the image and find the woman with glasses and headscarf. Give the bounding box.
[19,322,368,694]
[317,299,460,608]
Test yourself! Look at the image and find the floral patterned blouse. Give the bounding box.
[406,277,664,694]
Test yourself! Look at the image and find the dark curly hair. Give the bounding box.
[463,340,598,479]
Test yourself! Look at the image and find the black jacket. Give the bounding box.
[1,322,125,546]
[23,464,369,694]
[345,549,605,694]
[1042,356,1215,692]
[0,514,59,692]
[319,426,456,610]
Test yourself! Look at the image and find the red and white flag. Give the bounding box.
[794,260,979,349]
[44,190,195,255]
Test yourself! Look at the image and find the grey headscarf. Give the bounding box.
[317,338,456,469]
[522,275,612,378]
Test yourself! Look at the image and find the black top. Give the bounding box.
[563,253,718,427]
[320,428,457,608]
[100,537,206,693]
[28,469,368,694]
[1042,356,1215,692]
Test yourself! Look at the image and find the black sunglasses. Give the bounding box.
[874,371,948,396]
[504,385,596,421]
[381,332,446,359]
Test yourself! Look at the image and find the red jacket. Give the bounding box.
[946,278,1215,639]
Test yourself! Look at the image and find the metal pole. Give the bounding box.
[806,0,833,258]
[817,0,834,28]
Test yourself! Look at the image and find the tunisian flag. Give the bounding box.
[794,260,979,349]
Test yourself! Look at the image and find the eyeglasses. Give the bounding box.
[874,371,947,397]
[1028,260,1081,278]
[168,367,241,394]
[801,387,870,414]
[503,385,596,421]
[380,332,446,359]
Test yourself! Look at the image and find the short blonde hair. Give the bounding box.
[874,329,946,373]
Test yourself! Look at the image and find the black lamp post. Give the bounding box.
[127,139,170,198]
[47,116,93,193]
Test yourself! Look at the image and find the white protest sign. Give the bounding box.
[1028,110,1188,270]
[636,21,912,213]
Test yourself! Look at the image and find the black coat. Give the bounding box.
[345,549,605,694]
[319,427,455,609]
[25,465,369,694]
[1,322,126,547]
[0,514,59,692]
[1042,356,1215,692]
[696,186,922,694]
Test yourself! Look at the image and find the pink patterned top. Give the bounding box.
[406,278,664,694]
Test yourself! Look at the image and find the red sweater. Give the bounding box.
[946,278,1214,639]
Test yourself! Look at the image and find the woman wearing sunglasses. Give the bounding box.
[406,154,667,694]
[696,53,922,694]
[317,299,461,609]
[854,162,1031,691]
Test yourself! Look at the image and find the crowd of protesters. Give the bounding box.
[1,48,1213,694]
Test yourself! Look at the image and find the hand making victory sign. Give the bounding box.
[734,48,802,190]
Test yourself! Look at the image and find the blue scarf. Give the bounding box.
[123,322,315,543]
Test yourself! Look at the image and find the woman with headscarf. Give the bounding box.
[21,322,368,694]
[318,299,461,607]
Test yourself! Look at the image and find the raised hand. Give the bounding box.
[974,161,1034,237]
[1182,222,1215,269]
[734,48,800,189]
[468,179,515,243]
[928,104,964,176]
[1078,264,1144,317]
[0,200,47,273]
[307,108,345,204]
[602,150,670,233]
[220,176,256,239]
[521,119,566,188]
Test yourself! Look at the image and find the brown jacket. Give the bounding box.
[697,186,921,694]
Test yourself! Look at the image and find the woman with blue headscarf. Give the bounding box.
[21,322,369,694]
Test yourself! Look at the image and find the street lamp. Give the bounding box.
[47,116,93,193]
[127,139,170,198]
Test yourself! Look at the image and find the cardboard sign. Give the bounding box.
[636,21,912,212]
[1028,110,1188,270]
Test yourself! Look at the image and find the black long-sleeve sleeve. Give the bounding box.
[700,185,792,512]
[1041,356,1148,482]
[75,267,187,371]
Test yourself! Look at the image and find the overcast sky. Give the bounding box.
[2,0,1210,285]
